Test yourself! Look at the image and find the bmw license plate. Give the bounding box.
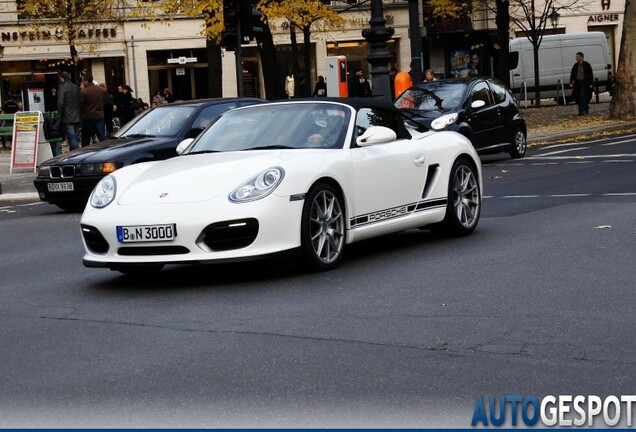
[117,224,176,243]
[47,182,74,192]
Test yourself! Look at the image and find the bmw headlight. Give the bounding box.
[90,175,117,208]
[229,167,285,203]
[38,166,51,177]
[80,162,119,174]
[431,113,459,130]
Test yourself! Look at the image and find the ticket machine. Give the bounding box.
[325,56,348,97]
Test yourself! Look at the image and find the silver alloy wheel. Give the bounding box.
[452,165,480,229]
[514,129,527,155]
[309,189,345,264]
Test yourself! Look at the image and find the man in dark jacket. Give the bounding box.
[57,71,81,154]
[80,72,106,146]
[569,52,594,115]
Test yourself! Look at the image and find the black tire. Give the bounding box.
[435,159,481,236]
[116,264,165,276]
[508,128,527,159]
[300,183,346,271]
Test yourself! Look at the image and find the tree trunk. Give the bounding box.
[206,39,223,98]
[70,44,80,84]
[290,25,300,96]
[302,25,312,97]
[532,41,541,107]
[255,23,283,99]
[609,0,636,119]
[495,0,511,87]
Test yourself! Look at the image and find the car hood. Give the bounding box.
[117,150,318,205]
[42,136,173,165]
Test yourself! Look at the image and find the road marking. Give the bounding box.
[540,134,636,150]
[484,193,636,199]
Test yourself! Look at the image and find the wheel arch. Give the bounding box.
[307,176,348,220]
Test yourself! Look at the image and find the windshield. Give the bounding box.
[186,103,351,153]
[113,105,197,138]
[395,82,468,111]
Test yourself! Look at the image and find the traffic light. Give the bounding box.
[241,10,264,39]
[223,0,239,26]
[221,0,239,51]
[220,30,238,51]
[221,0,262,50]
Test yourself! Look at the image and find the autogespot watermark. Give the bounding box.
[471,395,636,427]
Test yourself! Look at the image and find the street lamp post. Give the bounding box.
[549,7,560,31]
[362,0,394,101]
[0,44,4,107]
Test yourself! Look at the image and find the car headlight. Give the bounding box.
[229,167,285,203]
[38,166,51,177]
[80,162,119,174]
[90,175,117,208]
[431,113,459,130]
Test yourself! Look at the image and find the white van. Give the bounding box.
[509,32,612,102]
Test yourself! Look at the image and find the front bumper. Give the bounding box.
[34,175,103,204]
[80,193,305,268]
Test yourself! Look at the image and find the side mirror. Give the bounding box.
[356,126,397,147]
[471,100,486,109]
[176,138,194,155]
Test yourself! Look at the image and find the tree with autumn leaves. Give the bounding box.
[258,0,344,97]
[17,0,127,82]
[135,0,344,98]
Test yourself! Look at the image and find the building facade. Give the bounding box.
[0,0,626,109]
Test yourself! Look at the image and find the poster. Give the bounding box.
[450,49,471,78]
[10,112,40,172]
[27,88,46,113]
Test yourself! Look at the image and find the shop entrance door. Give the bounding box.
[171,68,192,101]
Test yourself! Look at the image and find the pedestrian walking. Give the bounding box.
[348,68,371,98]
[569,51,594,115]
[312,75,327,97]
[152,89,165,106]
[114,84,134,127]
[100,83,115,136]
[56,71,81,155]
[1,95,20,150]
[163,88,176,103]
[79,72,106,146]
[285,72,295,99]
[424,69,437,82]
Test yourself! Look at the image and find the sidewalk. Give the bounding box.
[521,93,636,144]
[2,96,636,202]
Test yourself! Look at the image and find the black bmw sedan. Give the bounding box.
[395,77,527,159]
[34,98,265,211]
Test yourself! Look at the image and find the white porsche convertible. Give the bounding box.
[80,99,482,274]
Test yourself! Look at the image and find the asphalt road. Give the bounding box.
[1,134,635,427]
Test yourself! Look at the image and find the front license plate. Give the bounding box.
[117,224,176,243]
[47,182,74,192]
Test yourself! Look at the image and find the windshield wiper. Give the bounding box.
[186,150,220,155]
[241,145,295,151]
[398,110,430,131]
[123,133,156,138]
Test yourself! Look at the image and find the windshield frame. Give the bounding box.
[395,81,469,112]
[113,105,198,138]
[184,102,353,154]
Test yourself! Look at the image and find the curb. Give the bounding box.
[0,192,40,203]
[528,121,636,145]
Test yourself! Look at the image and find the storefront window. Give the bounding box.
[326,39,399,77]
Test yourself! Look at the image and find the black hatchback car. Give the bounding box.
[395,77,527,159]
[34,97,265,211]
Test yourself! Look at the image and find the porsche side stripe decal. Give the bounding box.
[350,198,447,228]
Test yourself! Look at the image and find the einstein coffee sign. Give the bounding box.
[1,27,117,43]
